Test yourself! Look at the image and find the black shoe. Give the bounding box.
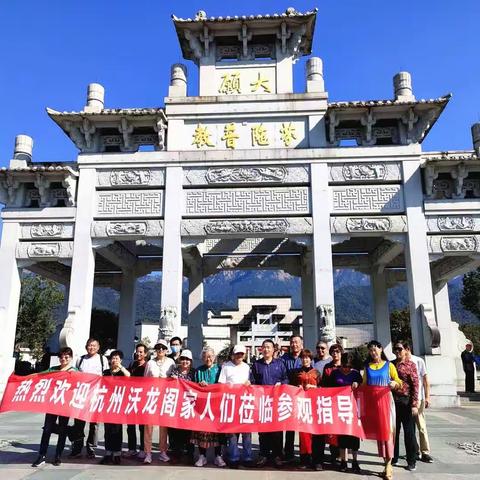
[256,456,268,468]
[229,461,239,469]
[69,450,82,459]
[314,463,323,471]
[340,460,348,472]
[100,455,113,465]
[330,453,339,467]
[352,460,361,473]
[87,449,96,459]
[113,456,121,465]
[273,456,284,468]
[421,454,434,463]
[32,455,46,467]
[53,456,62,466]
[392,457,399,466]
[283,455,296,464]
[243,460,255,468]
[406,463,416,471]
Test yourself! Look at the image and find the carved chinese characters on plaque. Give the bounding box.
[184,187,310,217]
[110,169,151,186]
[217,68,275,95]
[96,191,164,218]
[332,186,404,213]
[204,219,290,234]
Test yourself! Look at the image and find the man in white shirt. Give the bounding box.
[70,338,109,458]
[406,346,434,463]
[313,341,332,377]
[143,339,175,464]
[218,344,253,468]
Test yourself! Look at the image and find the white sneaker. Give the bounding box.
[214,455,226,467]
[195,454,207,467]
[137,451,146,460]
[143,453,152,464]
[158,451,170,462]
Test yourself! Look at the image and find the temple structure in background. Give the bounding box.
[1,7,479,405]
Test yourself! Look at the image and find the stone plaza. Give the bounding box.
[1,7,479,408]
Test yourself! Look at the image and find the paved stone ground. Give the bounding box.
[0,400,479,479]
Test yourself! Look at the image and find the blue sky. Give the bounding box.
[0,1,479,215]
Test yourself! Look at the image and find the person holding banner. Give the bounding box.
[101,350,130,465]
[362,340,402,480]
[218,344,254,469]
[169,349,196,464]
[192,347,226,468]
[70,338,109,459]
[291,349,320,469]
[143,339,175,464]
[32,347,77,468]
[250,339,288,468]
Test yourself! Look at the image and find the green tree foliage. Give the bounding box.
[390,308,412,345]
[461,268,480,319]
[16,275,64,360]
[459,324,480,354]
[89,308,119,352]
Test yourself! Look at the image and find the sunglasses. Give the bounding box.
[393,347,404,352]
[331,349,341,354]
[316,347,326,350]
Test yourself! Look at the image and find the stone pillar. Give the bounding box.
[187,257,204,362]
[0,221,22,397]
[159,166,183,340]
[306,57,325,93]
[307,162,335,349]
[371,271,393,359]
[169,64,187,97]
[84,83,105,113]
[59,168,96,359]
[402,160,437,356]
[301,250,316,347]
[117,270,137,358]
[393,72,415,101]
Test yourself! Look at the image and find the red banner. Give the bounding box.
[0,372,391,440]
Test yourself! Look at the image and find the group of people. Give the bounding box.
[31,335,435,479]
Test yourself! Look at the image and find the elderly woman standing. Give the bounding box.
[361,340,402,480]
[169,349,196,464]
[192,347,226,467]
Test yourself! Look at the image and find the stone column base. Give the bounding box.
[425,355,460,407]
[0,357,16,402]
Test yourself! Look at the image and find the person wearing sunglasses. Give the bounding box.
[143,339,175,464]
[392,341,419,472]
[313,341,331,377]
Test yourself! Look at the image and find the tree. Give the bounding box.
[461,268,480,319]
[459,324,480,355]
[16,275,64,360]
[390,308,412,345]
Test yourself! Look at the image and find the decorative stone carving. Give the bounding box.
[330,163,401,182]
[159,306,177,340]
[30,224,64,237]
[59,309,78,349]
[184,187,309,216]
[440,236,477,252]
[346,217,391,232]
[342,164,386,181]
[332,185,403,213]
[206,166,287,184]
[182,217,313,236]
[96,190,164,218]
[214,255,284,270]
[204,219,289,234]
[317,305,336,343]
[437,216,474,231]
[201,238,303,255]
[92,220,163,238]
[16,241,74,259]
[107,222,148,236]
[110,169,151,186]
[420,304,441,350]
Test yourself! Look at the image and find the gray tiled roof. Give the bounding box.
[422,151,478,162]
[328,95,451,109]
[46,107,165,117]
[0,165,78,173]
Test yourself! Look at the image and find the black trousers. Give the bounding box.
[71,419,98,453]
[39,414,69,457]
[169,428,193,458]
[311,434,326,465]
[127,424,145,452]
[104,423,123,454]
[284,430,295,459]
[466,369,475,393]
[259,431,283,459]
[394,400,416,465]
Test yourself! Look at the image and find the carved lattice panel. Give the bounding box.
[96,190,164,218]
[331,185,404,213]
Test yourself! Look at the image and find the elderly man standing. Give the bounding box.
[70,338,109,458]
[313,341,332,376]
[406,343,434,463]
[250,339,288,468]
[282,335,303,463]
[218,344,253,468]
